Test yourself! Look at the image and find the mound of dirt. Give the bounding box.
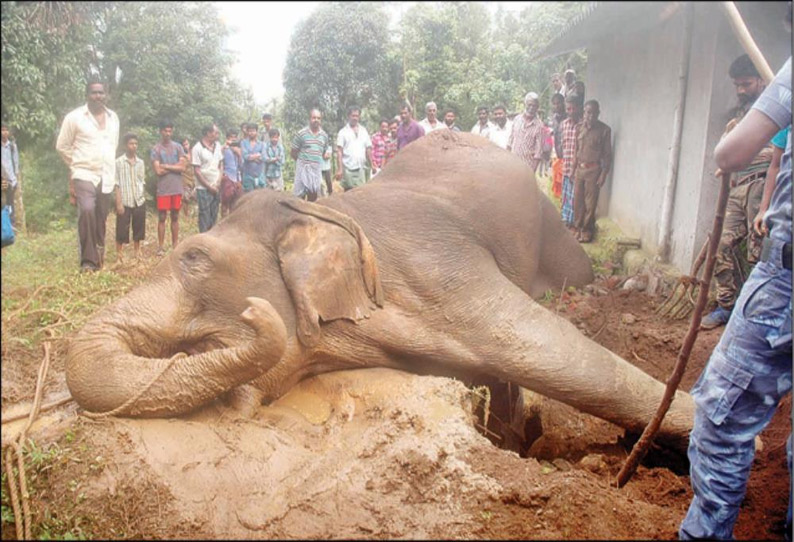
[33,367,689,539]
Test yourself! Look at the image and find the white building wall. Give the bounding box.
[585,4,699,272]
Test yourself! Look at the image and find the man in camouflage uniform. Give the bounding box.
[701,54,773,330]
[680,53,792,541]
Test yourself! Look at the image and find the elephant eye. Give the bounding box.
[180,247,213,277]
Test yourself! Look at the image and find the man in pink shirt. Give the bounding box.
[396,104,425,151]
[370,119,391,176]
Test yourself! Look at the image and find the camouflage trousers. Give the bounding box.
[680,239,792,539]
[713,178,765,309]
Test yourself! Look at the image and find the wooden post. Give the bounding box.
[656,1,694,263]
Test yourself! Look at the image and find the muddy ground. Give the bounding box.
[2,272,790,539]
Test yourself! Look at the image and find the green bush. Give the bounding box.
[19,148,75,233]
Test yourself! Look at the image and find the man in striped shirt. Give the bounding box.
[113,133,146,263]
[507,92,545,173]
[291,108,329,202]
[560,95,583,231]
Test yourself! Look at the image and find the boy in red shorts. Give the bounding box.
[151,120,186,256]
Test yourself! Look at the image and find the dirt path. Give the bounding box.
[2,282,790,539]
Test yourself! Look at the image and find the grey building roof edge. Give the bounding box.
[535,1,678,60]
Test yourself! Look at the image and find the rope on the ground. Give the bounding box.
[2,341,51,539]
[4,447,23,540]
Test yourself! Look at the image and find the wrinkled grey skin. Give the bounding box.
[66,130,694,451]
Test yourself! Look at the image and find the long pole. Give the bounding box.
[719,2,775,83]
[617,0,776,487]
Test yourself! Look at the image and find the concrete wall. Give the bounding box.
[584,1,791,273]
[585,4,695,270]
[671,3,722,271]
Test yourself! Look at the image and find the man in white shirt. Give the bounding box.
[191,124,224,233]
[56,80,120,272]
[470,105,494,138]
[335,106,372,191]
[488,104,513,150]
[419,101,446,134]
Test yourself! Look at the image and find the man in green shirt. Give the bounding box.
[290,108,329,202]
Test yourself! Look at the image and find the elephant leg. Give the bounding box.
[359,273,694,453]
[450,275,694,452]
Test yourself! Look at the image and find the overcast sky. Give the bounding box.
[217,1,535,106]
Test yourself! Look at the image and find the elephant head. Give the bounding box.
[66,196,384,417]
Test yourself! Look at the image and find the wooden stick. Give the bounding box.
[616,173,731,488]
[1,396,73,425]
[690,234,710,277]
[719,2,775,83]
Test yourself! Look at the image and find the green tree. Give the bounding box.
[0,1,100,146]
[398,2,495,129]
[1,1,252,232]
[283,2,396,137]
[97,2,250,150]
[394,2,589,127]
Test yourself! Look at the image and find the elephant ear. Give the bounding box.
[276,199,384,348]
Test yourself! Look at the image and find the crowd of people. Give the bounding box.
[22,66,605,271]
[7,59,775,283]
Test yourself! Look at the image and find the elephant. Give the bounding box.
[66,129,694,452]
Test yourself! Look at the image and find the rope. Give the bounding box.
[3,341,51,540]
[4,447,23,540]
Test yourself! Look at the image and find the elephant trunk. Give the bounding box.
[66,297,287,417]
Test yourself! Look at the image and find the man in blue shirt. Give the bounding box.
[1,123,20,226]
[241,123,265,193]
[679,55,792,540]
